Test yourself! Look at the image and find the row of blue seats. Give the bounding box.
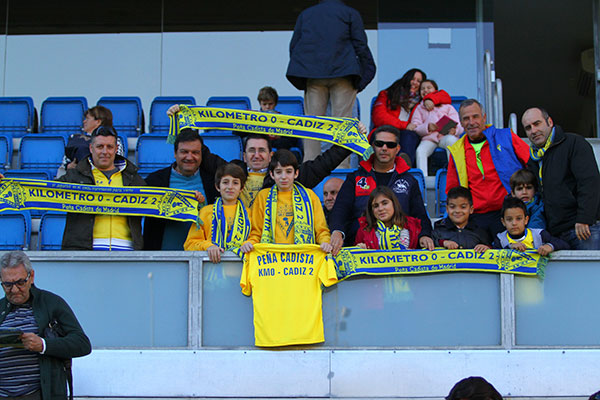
[0,169,449,251]
[0,95,306,139]
[0,131,245,177]
[0,95,468,139]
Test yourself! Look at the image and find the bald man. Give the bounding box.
[322,177,344,224]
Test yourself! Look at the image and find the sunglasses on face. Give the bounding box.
[373,140,398,148]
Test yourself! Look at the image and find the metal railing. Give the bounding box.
[483,50,505,129]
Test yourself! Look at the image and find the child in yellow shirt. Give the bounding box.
[184,163,250,262]
[241,149,331,253]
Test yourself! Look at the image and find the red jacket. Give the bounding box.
[355,215,422,249]
[371,89,452,130]
[445,130,530,214]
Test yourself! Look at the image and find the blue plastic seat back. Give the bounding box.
[136,134,174,177]
[19,134,66,170]
[41,97,88,135]
[369,95,378,130]
[435,168,448,217]
[0,211,31,250]
[0,97,35,138]
[408,168,427,206]
[275,97,304,115]
[38,211,67,250]
[202,131,242,161]
[0,134,12,168]
[98,96,144,137]
[206,96,251,111]
[451,96,468,113]
[150,96,196,133]
[312,168,354,203]
[3,169,53,180]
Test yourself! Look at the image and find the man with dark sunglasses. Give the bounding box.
[329,125,433,254]
[0,251,91,400]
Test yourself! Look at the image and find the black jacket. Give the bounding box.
[0,285,91,400]
[57,155,146,250]
[432,218,491,248]
[527,126,600,236]
[286,0,375,92]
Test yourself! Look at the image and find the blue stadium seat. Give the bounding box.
[0,97,36,138]
[408,168,427,206]
[0,211,31,250]
[435,168,447,217]
[150,96,196,133]
[38,211,67,250]
[275,96,304,115]
[369,95,378,130]
[312,168,353,202]
[202,131,242,161]
[451,96,468,113]
[40,97,88,135]
[0,134,12,169]
[98,96,144,137]
[3,169,53,180]
[136,134,174,177]
[206,96,251,110]
[19,134,66,171]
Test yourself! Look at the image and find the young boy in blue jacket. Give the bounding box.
[509,169,545,229]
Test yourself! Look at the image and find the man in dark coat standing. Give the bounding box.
[286,0,376,162]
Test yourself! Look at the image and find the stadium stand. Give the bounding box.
[0,134,12,169]
[38,211,67,250]
[201,131,243,161]
[97,96,145,137]
[408,168,427,206]
[275,96,303,115]
[0,97,37,138]
[206,96,251,110]
[0,210,31,250]
[136,134,174,177]
[149,96,196,133]
[40,96,88,135]
[3,169,53,180]
[19,134,66,171]
[435,168,448,217]
[451,96,468,113]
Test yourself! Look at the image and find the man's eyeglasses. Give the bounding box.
[1,272,30,290]
[373,140,398,148]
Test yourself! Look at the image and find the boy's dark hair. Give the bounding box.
[174,129,204,152]
[365,186,407,231]
[257,86,278,104]
[421,79,438,91]
[215,163,247,189]
[369,125,401,145]
[446,376,502,400]
[86,105,113,127]
[244,133,272,152]
[509,169,538,191]
[269,149,298,172]
[501,196,527,218]
[447,186,473,205]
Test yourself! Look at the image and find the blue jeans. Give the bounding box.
[559,221,600,250]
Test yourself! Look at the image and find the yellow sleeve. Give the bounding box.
[318,255,338,287]
[309,189,331,244]
[240,251,253,296]
[247,189,268,244]
[183,205,215,251]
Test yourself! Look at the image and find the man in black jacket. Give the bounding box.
[57,126,146,250]
[522,107,600,249]
[0,251,91,400]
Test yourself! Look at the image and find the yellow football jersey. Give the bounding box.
[240,243,338,347]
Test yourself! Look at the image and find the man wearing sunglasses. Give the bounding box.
[329,125,434,255]
[0,251,91,400]
[57,126,146,250]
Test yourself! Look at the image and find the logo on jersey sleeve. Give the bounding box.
[355,176,376,197]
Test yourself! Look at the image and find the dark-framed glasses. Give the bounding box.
[1,272,30,290]
[373,140,398,148]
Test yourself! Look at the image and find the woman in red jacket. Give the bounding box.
[372,68,451,166]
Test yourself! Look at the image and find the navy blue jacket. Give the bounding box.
[286,0,376,92]
[432,218,491,249]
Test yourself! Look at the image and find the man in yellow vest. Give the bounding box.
[58,126,146,250]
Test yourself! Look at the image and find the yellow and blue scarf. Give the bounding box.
[376,221,407,250]
[261,183,314,244]
[210,197,250,257]
[529,127,555,186]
